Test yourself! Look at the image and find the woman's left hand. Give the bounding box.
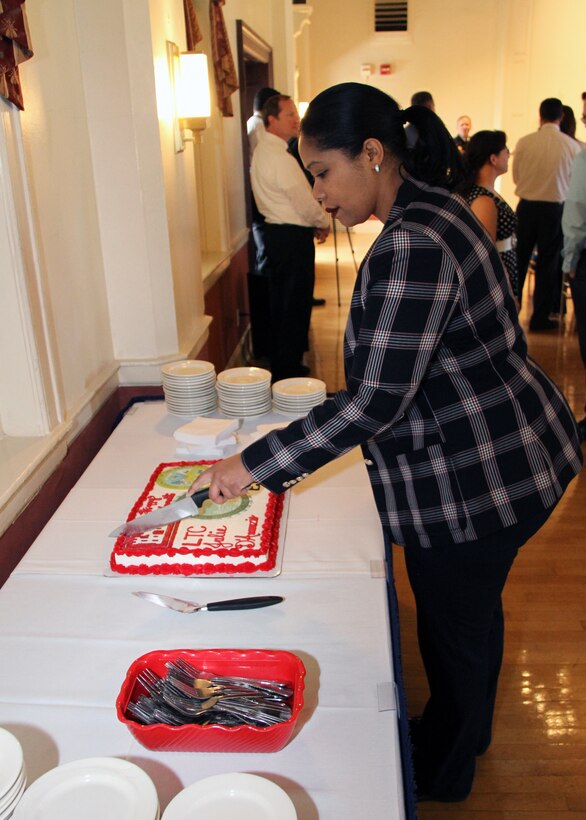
[188,454,255,504]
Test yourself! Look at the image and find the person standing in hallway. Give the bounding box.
[405,90,435,148]
[247,86,279,160]
[251,94,329,380]
[453,115,472,154]
[459,130,519,304]
[512,97,581,329]
[246,87,280,361]
[562,91,586,440]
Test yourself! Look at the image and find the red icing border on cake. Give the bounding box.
[110,461,283,575]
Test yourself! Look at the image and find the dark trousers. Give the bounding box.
[263,223,315,378]
[516,199,563,325]
[569,251,586,369]
[248,220,272,359]
[404,509,552,800]
[570,252,586,413]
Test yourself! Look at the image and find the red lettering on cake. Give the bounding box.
[232,517,261,551]
[135,491,175,516]
[181,523,207,547]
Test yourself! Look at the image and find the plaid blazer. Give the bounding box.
[242,178,582,547]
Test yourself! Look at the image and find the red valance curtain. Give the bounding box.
[209,0,238,117]
[183,0,203,51]
[0,0,33,110]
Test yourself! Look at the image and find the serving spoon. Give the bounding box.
[132,591,283,614]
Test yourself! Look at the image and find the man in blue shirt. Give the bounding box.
[562,91,586,439]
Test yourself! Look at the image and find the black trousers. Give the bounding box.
[516,199,563,325]
[263,223,315,378]
[403,508,553,800]
[248,220,272,359]
[570,251,586,368]
[570,252,586,413]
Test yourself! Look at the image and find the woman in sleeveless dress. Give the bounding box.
[460,130,519,306]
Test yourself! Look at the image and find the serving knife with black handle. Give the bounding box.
[109,488,210,538]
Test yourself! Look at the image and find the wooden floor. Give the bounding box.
[307,227,586,819]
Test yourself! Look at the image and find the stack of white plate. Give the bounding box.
[0,728,26,820]
[13,757,159,820]
[216,367,272,417]
[272,377,327,416]
[161,360,217,417]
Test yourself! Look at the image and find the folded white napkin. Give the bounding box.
[248,421,290,441]
[256,422,289,434]
[176,444,234,457]
[173,417,239,446]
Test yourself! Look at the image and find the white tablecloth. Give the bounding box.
[0,402,406,819]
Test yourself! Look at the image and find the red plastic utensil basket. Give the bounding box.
[116,647,306,753]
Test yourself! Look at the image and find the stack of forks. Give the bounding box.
[127,658,293,728]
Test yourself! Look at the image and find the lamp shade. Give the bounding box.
[177,52,211,119]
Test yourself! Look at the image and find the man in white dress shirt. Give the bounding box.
[246,86,279,161]
[251,95,329,380]
[513,97,581,329]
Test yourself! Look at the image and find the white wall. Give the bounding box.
[303,0,586,205]
[19,0,116,416]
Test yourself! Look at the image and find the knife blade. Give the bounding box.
[109,488,210,538]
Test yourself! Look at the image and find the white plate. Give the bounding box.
[218,397,271,408]
[165,392,215,402]
[0,775,26,818]
[218,393,271,403]
[216,386,271,398]
[13,758,159,820]
[0,766,26,816]
[162,374,215,384]
[273,408,306,418]
[0,729,24,798]
[273,395,326,406]
[162,773,296,820]
[161,360,215,378]
[217,367,271,386]
[272,377,326,396]
[165,400,217,411]
[163,382,216,391]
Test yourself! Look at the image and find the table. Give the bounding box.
[0,401,411,818]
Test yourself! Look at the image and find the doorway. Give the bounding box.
[235,21,273,228]
[236,22,274,361]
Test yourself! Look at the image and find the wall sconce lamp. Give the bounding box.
[168,42,211,151]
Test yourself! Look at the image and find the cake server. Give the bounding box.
[108,488,211,537]
[132,591,284,613]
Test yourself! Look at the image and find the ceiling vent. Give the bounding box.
[375,1,408,32]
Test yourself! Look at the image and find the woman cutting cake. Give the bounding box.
[189,83,582,803]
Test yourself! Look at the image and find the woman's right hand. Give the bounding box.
[188,454,255,504]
